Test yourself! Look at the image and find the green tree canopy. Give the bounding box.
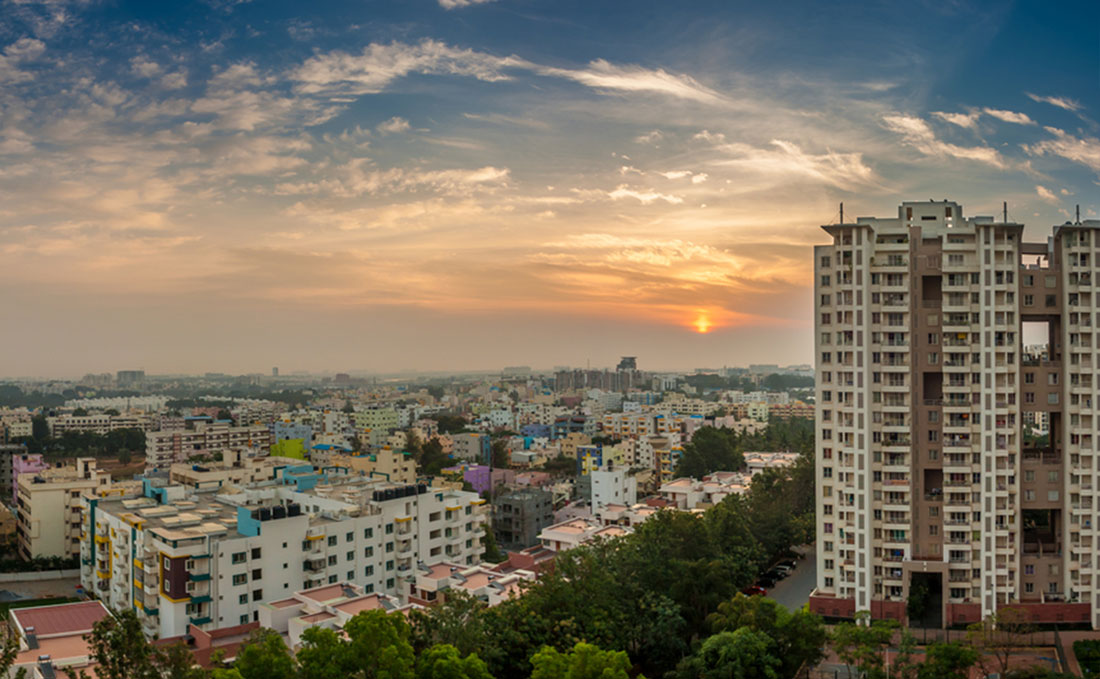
[415,644,492,679]
[530,642,636,679]
[233,628,296,679]
[671,628,781,679]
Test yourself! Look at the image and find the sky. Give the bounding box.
[1,0,1099,378]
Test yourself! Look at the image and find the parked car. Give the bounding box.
[773,565,794,577]
[756,575,777,588]
[765,568,787,580]
[777,559,798,570]
[742,585,767,596]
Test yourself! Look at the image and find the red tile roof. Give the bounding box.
[12,601,110,637]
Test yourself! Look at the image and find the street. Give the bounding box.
[767,543,817,611]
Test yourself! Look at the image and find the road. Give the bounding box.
[767,543,817,612]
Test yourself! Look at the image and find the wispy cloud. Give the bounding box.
[1026,93,1082,112]
[607,185,684,205]
[376,116,411,134]
[882,114,1005,168]
[983,108,1034,125]
[931,110,980,129]
[438,0,496,9]
[1023,127,1100,174]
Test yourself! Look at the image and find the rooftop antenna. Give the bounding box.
[1076,204,1081,224]
[839,202,843,224]
[1003,201,1008,223]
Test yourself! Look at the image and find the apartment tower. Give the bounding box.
[810,200,1100,629]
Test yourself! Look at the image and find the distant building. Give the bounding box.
[616,356,638,371]
[116,370,145,388]
[492,487,554,551]
[452,432,491,463]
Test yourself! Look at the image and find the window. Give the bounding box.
[365,565,374,577]
[240,614,249,624]
[328,555,337,566]
[386,578,395,589]
[347,571,354,580]
[385,524,394,535]
[364,546,374,558]
[252,568,261,579]
[251,548,261,559]
[929,525,938,536]
[232,574,247,585]
[231,552,246,564]
[327,536,337,546]
[386,542,394,553]
[364,528,373,539]
[386,560,395,571]
[239,594,248,604]
[346,532,353,542]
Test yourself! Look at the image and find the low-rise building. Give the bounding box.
[537,518,632,552]
[7,600,111,678]
[492,487,553,551]
[259,582,416,650]
[452,432,490,463]
[16,458,121,560]
[80,474,487,639]
[146,420,272,471]
[589,464,637,510]
[408,561,534,606]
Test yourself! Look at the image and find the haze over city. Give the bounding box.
[1,0,1098,378]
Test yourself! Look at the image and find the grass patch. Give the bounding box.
[1075,639,1100,676]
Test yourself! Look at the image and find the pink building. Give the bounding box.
[514,471,552,488]
[12,453,48,499]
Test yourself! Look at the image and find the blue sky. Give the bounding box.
[1,0,1098,377]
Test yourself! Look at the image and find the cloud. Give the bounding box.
[882,114,1005,168]
[1035,185,1059,204]
[0,38,45,83]
[634,130,663,144]
[274,159,509,198]
[1023,127,1100,174]
[438,0,496,8]
[290,40,726,106]
[376,116,411,134]
[1026,93,1082,112]
[130,56,162,78]
[607,185,683,205]
[931,110,980,129]
[537,59,725,104]
[983,108,1034,125]
[709,139,878,190]
[290,40,525,96]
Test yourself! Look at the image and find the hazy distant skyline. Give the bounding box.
[1,0,1098,378]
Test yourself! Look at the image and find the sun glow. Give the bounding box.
[693,311,712,334]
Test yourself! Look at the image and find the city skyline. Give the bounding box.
[2,0,1099,377]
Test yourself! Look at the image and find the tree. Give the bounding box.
[105,408,121,416]
[480,524,505,563]
[706,594,825,678]
[342,400,355,413]
[829,612,898,679]
[83,608,161,679]
[490,439,510,469]
[530,642,636,679]
[73,407,90,416]
[118,449,133,465]
[674,427,744,478]
[410,590,491,658]
[1,623,28,679]
[967,607,1035,679]
[671,628,781,679]
[297,627,348,679]
[917,642,979,679]
[233,628,296,679]
[215,409,234,422]
[415,644,492,679]
[158,641,209,679]
[418,437,450,477]
[342,610,416,679]
[31,415,49,441]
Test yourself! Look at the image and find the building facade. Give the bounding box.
[80,475,487,639]
[811,200,1100,629]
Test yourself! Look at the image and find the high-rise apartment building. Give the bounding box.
[810,200,1100,629]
